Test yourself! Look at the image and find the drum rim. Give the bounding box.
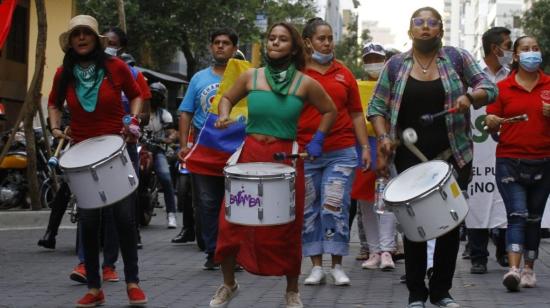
[224,162,295,180]
[59,135,126,170]
[383,160,453,206]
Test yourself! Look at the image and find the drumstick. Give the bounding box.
[48,127,69,167]
[483,113,528,131]
[419,108,458,126]
[402,128,428,162]
[273,152,309,161]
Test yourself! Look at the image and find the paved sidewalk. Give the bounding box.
[0,210,549,307]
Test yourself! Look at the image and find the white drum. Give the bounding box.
[59,135,138,209]
[224,162,296,226]
[383,160,469,242]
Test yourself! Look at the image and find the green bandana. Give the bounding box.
[264,63,297,95]
[73,64,105,112]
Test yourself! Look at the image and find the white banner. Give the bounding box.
[465,107,550,228]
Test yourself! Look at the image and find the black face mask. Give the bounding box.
[263,53,293,70]
[213,57,229,66]
[413,36,441,54]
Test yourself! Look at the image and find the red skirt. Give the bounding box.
[214,136,304,276]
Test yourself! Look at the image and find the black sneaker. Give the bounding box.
[203,254,220,270]
[171,228,195,243]
[400,274,406,283]
[496,254,509,267]
[470,262,487,274]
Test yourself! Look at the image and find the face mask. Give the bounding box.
[364,62,384,79]
[264,52,293,69]
[104,47,119,56]
[497,49,513,69]
[311,49,334,65]
[413,36,441,53]
[519,51,542,72]
[213,57,229,66]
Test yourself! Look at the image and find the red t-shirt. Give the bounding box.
[297,61,363,151]
[48,58,142,143]
[486,70,550,159]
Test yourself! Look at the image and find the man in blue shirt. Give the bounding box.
[175,28,238,270]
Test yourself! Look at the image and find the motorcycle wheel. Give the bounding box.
[138,191,154,227]
[39,178,56,209]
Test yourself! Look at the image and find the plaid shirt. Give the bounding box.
[367,47,498,167]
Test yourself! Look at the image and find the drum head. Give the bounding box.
[60,135,124,169]
[384,160,450,203]
[224,162,295,176]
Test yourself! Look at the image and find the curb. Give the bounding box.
[0,210,75,231]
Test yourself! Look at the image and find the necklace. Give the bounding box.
[413,53,437,74]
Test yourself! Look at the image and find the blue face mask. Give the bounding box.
[311,49,334,64]
[519,51,542,72]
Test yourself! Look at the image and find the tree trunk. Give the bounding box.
[24,0,47,210]
[116,0,127,33]
[181,33,196,79]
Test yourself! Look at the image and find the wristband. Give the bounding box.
[465,93,474,104]
[361,144,370,150]
[377,133,390,142]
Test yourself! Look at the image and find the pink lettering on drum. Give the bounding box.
[230,187,261,208]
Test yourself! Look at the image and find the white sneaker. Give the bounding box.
[361,253,381,269]
[502,267,521,292]
[304,266,325,285]
[520,268,537,288]
[167,213,177,229]
[209,282,239,307]
[330,264,350,286]
[380,251,395,271]
[285,291,303,308]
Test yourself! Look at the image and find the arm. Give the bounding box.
[215,69,253,128]
[456,48,498,112]
[350,111,371,170]
[177,112,193,161]
[48,105,67,139]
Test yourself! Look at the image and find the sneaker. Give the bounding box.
[167,212,177,229]
[380,252,395,271]
[76,290,105,308]
[285,291,303,308]
[496,254,509,267]
[400,274,407,283]
[102,266,119,282]
[361,253,381,269]
[304,266,325,285]
[520,268,537,288]
[470,262,487,274]
[127,286,147,305]
[502,267,521,292]
[433,297,460,308]
[70,263,87,284]
[355,248,369,260]
[209,282,239,307]
[330,264,350,286]
[204,254,220,270]
[171,228,195,243]
[406,301,425,308]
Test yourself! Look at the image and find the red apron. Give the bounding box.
[214,136,304,276]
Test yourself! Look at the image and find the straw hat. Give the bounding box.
[58,15,108,53]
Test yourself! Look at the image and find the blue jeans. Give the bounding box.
[302,146,357,256]
[154,152,176,213]
[495,157,550,261]
[192,173,225,255]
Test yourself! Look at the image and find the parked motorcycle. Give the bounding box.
[0,128,53,209]
[137,130,161,226]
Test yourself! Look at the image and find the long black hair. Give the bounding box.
[55,35,111,109]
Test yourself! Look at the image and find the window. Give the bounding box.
[6,5,28,64]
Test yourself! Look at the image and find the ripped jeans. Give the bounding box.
[495,158,550,261]
[302,147,357,256]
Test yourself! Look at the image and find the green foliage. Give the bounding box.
[522,0,550,72]
[334,11,371,80]
[76,0,317,77]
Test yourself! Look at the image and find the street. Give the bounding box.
[0,210,549,308]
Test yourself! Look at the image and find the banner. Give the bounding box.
[466,107,550,228]
[184,59,250,176]
[0,0,18,49]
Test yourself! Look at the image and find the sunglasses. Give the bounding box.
[411,17,441,28]
[363,44,384,54]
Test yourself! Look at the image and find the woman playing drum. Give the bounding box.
[47,15,147,307]
[211,22,337,308]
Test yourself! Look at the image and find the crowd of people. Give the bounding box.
[34,5,550,308]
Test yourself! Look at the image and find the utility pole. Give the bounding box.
[116,0,127,32]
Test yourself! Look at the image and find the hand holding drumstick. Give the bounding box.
[48,127,70,167]
[483,114,528,133]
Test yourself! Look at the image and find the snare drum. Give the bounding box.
[224,162,296,226]
[383,160,469,242]
[59,135,138,209]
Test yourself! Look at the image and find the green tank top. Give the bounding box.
[246,69,305,140]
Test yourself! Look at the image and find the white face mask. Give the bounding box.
[497,49,513,69]
[364,62,385,79]
[104,47,119,56]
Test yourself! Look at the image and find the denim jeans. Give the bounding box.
[192,173,225,255]
[360,200,397,253]
[154,152,176,213]
[495,157,550,261]
[77,206,119,268]
[79,194,139,289]
[302,146,357,256]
